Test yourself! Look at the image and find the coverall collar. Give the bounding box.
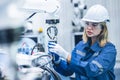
[91,41,102,52]
[84,40,102,52]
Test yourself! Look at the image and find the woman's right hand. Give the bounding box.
[48,42,60,63]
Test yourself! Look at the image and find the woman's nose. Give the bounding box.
[86,25,93,29]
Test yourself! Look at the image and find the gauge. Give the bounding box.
[17,38,36,55]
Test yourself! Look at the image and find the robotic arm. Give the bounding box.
[20,0,60,14]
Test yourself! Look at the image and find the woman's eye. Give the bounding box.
[85,22,89,25]
[92,23,99,27]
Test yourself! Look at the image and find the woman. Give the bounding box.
[48,4,117,80]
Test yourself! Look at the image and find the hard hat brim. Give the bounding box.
[81,18,103,23]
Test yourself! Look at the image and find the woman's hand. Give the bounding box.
[48,42,69,59]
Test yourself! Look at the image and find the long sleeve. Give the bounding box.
[69,42,117,77]
[53,59,74,76]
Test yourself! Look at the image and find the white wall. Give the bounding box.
[107,0,120,61]
[57,0,73,53]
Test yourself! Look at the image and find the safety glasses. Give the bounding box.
[84,21,102,29]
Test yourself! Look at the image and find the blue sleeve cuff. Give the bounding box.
[53,58,61,64]
[53,59,74,76]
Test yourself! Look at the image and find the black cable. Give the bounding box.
[32,55,61,80]
[41,66,61,80]
[32,55,53,67]
[31,43,45,55]
[31,44,37,55]
[31,42,61,80]
[47,26,58,40]
[26,12,37,20]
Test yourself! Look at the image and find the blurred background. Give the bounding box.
[0,0,120,80]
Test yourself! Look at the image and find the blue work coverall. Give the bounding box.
[53,41,117,80]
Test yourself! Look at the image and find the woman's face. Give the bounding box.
[84,22,102,37]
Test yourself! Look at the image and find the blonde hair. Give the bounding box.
[82,22,108,47]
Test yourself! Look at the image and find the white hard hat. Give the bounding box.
[81,4,109,22]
